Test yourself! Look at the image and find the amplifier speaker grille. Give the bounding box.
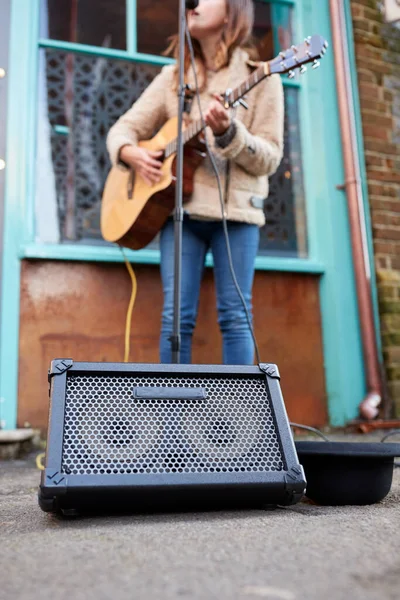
[61,374,284,476]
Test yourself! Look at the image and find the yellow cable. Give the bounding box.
[36,452,45,471]
[121,249,138,363]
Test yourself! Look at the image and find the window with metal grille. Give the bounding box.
[36,0,307,258]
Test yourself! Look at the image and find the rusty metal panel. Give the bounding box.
[18,261,327,431]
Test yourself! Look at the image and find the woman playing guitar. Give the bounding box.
[106,0,284,365]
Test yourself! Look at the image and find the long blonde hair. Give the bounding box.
[164,0,258,91]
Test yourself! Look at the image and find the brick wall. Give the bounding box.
[350,0,400,416]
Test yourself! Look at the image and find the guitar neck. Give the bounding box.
[164,63,268,158]
[225,63,268,106]
[165,118,204,158]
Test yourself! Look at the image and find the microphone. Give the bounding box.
[185,0,199,8]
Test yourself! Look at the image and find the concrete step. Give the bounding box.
[0,429,40,460]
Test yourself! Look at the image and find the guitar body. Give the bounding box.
[101,117,206,250]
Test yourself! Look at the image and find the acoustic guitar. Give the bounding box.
[101,35,328,250]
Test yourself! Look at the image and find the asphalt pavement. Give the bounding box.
[1,451,399,600]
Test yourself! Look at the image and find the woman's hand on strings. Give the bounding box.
[120,145,163,186]
[204,94,232,136]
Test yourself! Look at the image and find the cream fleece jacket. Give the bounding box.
[106,48,284,226]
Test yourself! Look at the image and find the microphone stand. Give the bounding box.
[171,0,198,363]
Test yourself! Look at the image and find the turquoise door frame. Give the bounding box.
[0,0,377,428]
[299,0,366,424]
[0,0,39,430]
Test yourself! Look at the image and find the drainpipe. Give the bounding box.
[329,0,383,419]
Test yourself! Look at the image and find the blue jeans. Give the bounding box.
[159,215,259,365]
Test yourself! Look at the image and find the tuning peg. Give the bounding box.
[300,65,307,75]
[288,70,296,79]
[312,60,320,69]
[238,98,249,110]
[304,37,311,45]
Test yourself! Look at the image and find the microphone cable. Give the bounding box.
[185,20,262,365]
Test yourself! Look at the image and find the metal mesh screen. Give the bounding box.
[61,374,284,475]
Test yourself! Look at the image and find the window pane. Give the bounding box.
[137,0,178,56]
[252,1,294,60]
[136,1,294,60]
[252,1,274,61]
[259,88,307,258]
[35,49,161,243]
[40,0,127,50]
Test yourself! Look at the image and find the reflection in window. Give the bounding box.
[269,2,294,55]
[40,0,126,50]
[252,1,294,61]
[137,0,179,56]
[252,1,274,61]
[136,1,294,61]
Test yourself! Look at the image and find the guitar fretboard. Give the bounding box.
[164,63,266,158]
[228,64,266,105]
[165,119,204,158]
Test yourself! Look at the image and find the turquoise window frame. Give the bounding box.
[0,0,379,429]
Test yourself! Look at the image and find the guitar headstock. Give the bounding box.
[268,35,328,78]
